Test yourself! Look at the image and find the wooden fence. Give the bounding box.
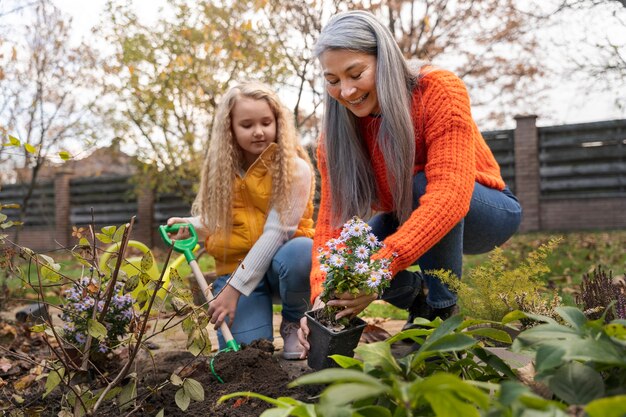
[2,117,625,251]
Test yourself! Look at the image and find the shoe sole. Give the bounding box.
[281,351,304,360]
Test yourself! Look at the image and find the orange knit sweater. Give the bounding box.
[310,68,506,302]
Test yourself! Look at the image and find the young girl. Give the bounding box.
[299,11,522,356]
[168,81,315,360]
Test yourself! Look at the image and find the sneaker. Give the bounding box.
[280,320,304,360]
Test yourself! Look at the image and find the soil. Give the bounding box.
[133,340,321,416]
[0,319,321,416]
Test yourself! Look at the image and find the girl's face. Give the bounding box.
[319,49,380,118]
[231,97,277,169]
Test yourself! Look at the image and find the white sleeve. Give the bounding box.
[227,158,312,296]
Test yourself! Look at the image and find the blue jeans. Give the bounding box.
[372,172,522,309]
[211,236,312,348]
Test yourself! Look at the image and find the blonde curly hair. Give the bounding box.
[192,81,314,234]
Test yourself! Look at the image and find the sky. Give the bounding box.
[31,0,626,129]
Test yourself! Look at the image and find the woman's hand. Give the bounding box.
[207,285,241,329]
[327,291,378,320]
[297,296,325,359]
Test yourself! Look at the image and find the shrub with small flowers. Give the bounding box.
[316,216,396,328]
[61,278,135,355]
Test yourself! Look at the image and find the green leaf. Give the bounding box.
[585,395,626,417]
[501,310,529,324]
[96,233,113,244]
[0,213,7,222]
[290,369,382,388]
[330,355,363,369]
[175,388,190,411]
[58,150,71,160]
[118,379,137,411]
[425,390,481,417]
[183,378,204,401]
[24,143,36,153]
[535,344,566,372]
[218,392,292,407]
[87,319,107,340]
[320,383,389,406]
[0,221,14,229]
[155,410,164,417]
[140,252,154,272]
[170,373,183,386]
[44,368,64,398]
[113,225,126,243]
[498,381,531,406]
[8,135,21,146]
[422,333,476,353]
[30,324,47,333]
[555,306,587,330]
[354,342,401,374]
[354,405,392,417]
[169,268,183,289]
[466,327,512,344]
[548,362,605,405]
[101,225,116,236]
[125,274,140,292]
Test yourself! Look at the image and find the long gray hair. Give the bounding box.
[315,10,417,227]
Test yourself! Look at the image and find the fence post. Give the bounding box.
[513,115,541,232]
[134,184,154,246]
[54,169,74,248]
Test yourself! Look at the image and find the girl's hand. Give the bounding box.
[297,296,325,359]
[207,285,241,329]
[327,291,378,320]
[166,217,191,240]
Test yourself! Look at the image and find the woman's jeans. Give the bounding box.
[211,237,312,348]
[372,172,522,310]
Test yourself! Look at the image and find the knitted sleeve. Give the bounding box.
[228,157,312,296]
[374,70,477,275]
[309,144,341,302]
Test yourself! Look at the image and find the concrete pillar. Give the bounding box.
[513,115,541,232]
[54,169,74,248]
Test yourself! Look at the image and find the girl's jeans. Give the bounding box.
[373,172,522,310]
[211,237,312,348]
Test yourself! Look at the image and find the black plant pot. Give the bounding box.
[305,309,367,370]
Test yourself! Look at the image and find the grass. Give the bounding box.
[361,229,626,319]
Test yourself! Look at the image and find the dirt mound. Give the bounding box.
[137,340,320,416]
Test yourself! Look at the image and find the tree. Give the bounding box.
[258,0,552,128]
[98,0,295,200]
[0,0,103,242]
[549,0,626,111]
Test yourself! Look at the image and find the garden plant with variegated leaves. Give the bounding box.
[316,216,396,328]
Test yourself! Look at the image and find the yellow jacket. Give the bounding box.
[205,144,315,276]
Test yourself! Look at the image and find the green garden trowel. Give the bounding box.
[159,223,240,352]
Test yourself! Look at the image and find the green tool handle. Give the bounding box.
[158,223,198,263]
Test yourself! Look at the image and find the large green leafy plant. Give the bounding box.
[512,306,626,413]
[221,315,571,416]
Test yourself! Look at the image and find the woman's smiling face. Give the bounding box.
[319,49,380,118]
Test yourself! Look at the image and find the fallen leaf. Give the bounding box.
[0,357,13,373]
[13,374,36,391]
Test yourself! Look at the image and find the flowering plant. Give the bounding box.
[61,278,135,354]
[316,216,395,328]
